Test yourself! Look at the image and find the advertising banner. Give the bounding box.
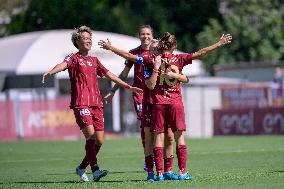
[0,101,17,140]
[213,107,284,135]
[19,97,82,140]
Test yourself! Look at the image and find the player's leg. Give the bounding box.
[151,104,166,181]
[144,126,155,181]
[73,107,95,182]
[163,128,178,180]
[133,94,146,170]
[77,156,89,170]
[174,131,192,180]
[142,103,155,181]
[153,131,165,181]
[91,106,108,182]
[170,104,192,181]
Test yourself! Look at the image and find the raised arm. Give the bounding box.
[98,39,138,62]
[145,56,161,90]
[42,62,67,83]
[104,71,143,94]
[192,34,232,59]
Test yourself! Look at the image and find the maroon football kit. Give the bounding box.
[125,46,150,121]
[142,53,193,175]
[143,53,192,132]
[64,52,109,130]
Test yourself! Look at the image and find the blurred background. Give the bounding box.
[0,0,283,141]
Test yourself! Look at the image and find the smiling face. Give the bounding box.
[149,41,159,55]
[139,27,153,49]
[77,31,92,52]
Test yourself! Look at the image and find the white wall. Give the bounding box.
[183,86,221,138]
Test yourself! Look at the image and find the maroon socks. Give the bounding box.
[164,155,174,172]
[176,145,187,174]
[85,139,99,172]
[154,147,164,175]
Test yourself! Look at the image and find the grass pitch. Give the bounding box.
[0,136,284,189]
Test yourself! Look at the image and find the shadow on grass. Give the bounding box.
[11,179,145,184]
[272,170,284,173]
[12,181,85,184]
[109,171,144,174]
[46,170,144,176]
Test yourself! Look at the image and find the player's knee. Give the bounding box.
[95,137,104,146]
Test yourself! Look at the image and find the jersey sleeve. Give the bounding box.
[96,58,109,77]
[180,53,193,67]
[64,54,74,68]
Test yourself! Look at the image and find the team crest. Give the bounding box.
[81,118,87,124]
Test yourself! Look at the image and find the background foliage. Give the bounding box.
[1,0,284,74]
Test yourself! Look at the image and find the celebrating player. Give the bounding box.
[42,26,142,182]
[99,31,232,181]
[103,26,154,171]
[98,37,189,181]
[145,32,232,181]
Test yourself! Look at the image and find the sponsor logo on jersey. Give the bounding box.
[137,56,144,65]
[86,61,92,66]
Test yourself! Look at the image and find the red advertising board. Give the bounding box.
[213,107,284,135]
[0,101,17,140]
[19,97,83,140]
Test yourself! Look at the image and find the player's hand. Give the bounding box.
[98,38,112,50]
[153,55,162,70]
[218,34,232,46]
[104,92,115,104]
[42,72,50,84]
[129,86,143,94]
[161,70,177,79]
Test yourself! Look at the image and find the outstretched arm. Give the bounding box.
[98,39,138,62]
[105,71,143,94]
[42,62,67,83]
[192,34,232,59]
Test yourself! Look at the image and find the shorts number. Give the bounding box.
[79,109,91,116]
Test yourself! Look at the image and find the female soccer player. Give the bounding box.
[103,26,155,173]
[98,32,232,181]
[98,38,189,181]
[42,26,142,182]
[145,32,232,181]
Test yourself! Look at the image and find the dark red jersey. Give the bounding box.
[143,53,192,104]
[124,46,150,89]
[64,52,109,108]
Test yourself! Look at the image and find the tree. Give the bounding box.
[5,0,222,53]
[0,0,28,36]
[197,0,284,75]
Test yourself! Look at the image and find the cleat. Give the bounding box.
[93,170,109,182]
[163,171,178,180]
[146,172,155,182]
[155,173,164,181]
[75,167,89,182]
[178,172,193,181]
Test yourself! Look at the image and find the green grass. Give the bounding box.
[0,136,284,189]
